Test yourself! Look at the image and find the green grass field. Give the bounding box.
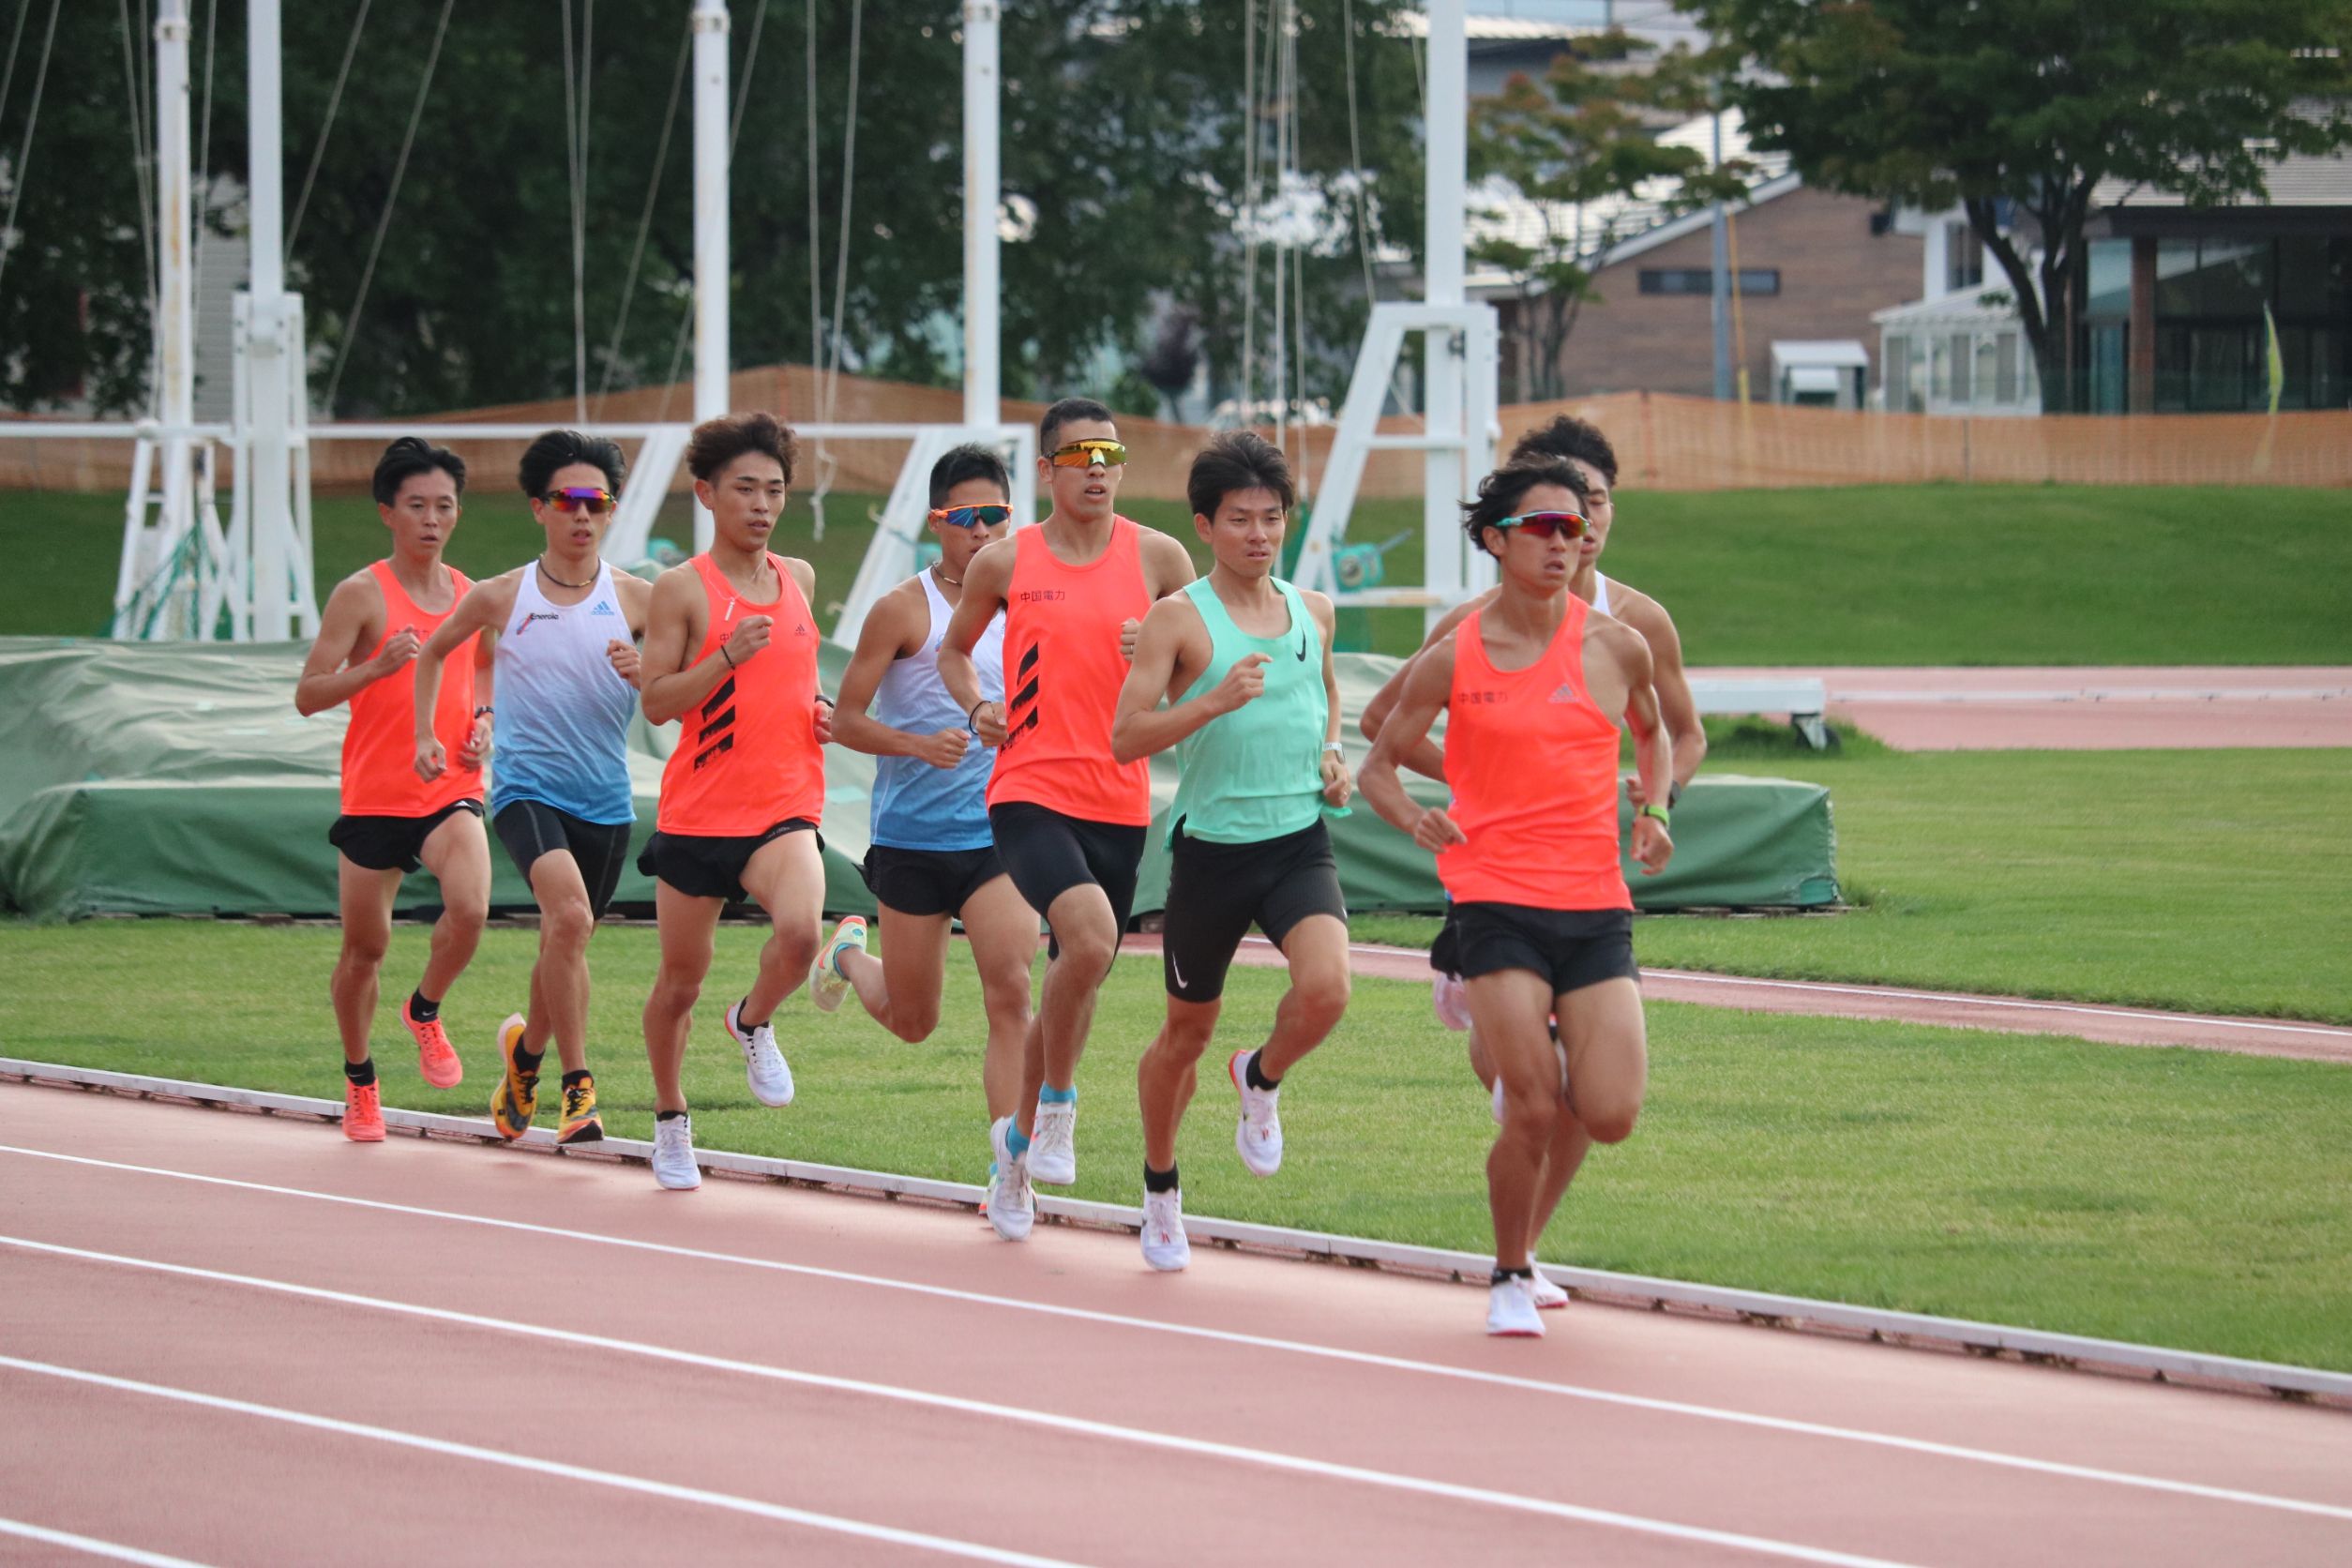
[8,482,2349,664]
[3,918,2346,1370]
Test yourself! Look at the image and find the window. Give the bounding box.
[1948,333,1973,402]
[1637,268,1782,296]
[1945,221,1983,293]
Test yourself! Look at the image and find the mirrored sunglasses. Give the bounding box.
[1048,440,1128,469]
[540,486,615,515]
[927,503,1014,529]
[1493,510,1587,541]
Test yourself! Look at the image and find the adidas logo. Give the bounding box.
[591,601,618,617]
[1548,683,1578,703]
[794,622,809,636]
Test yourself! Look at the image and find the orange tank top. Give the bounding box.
[340,561,477,817]
[656,551,826,835]
[1437,597,1631,912]
[988,516,1155,825]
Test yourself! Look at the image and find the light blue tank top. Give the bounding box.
[488,563,640,824]
[869,569,1004,851]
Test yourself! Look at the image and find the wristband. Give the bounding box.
[1637,803,1671,830]
[473,705,494,717]
[719,644,736,669]
[1321,742,1344,754]
[814,694,836,707]
[967,698,991,734]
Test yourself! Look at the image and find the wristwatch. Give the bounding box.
[1637,803,1671,829]
[473,705,494,717]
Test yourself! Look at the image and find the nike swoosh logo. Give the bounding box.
[1171,954,1187,988]
[1295,632,1308,661]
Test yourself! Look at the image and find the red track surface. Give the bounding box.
[3,1083,2349,1566]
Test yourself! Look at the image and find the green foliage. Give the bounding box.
[1687,0,2352,409]
[1469,30,1748,401]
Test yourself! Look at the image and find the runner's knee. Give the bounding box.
[541,899,596,954]
[886,1001,940,1044]
[1578,1095,1640,1146]
[1289,969,1350,1032]
[338,930,390,970]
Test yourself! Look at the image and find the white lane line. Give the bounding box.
[0,1518,213,1568]
[0,1352,1083,1568]
[5,1148,2347,1525]
[0,1242,1918,1568]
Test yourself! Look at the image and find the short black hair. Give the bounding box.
[1186,430,1294,520]
[371,436,466,505]
[1460,460,1591,556]
[1039,396,1115,455]
[686,410,797,484]
[1507,415,1619,487]
[519,429,626,498]
[928,443,1013,508]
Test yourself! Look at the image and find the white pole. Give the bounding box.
[1422,0,1468,631]
[155,2,195,635]
[247,0,294,640]
[690,0,730,552]
[962,0,1001,430]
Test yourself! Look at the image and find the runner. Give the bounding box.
[634,412,833,1191]
[1358,459,1675,1337]
[937,397,1196,1240]
[1109,431,1351,1271]
[824,443,1039,1191]
[414,429,650,1149]
[295,437,493,1142]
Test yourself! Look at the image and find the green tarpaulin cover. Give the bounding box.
[0,638,1835,922]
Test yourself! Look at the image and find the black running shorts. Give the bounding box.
[988,801,1147,960]
[329,798,483,874]
[1440,902,1637,998]
[636,819,821,905]
[1160,819,1347,1003]
[860,842,1008,918]
[493,800,635,919]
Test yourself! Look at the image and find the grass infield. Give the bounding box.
[2,919,2346,1371]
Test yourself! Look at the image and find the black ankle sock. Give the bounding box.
[1490,1265,1533,1287]
[735,997,770,1033]
[1244,1052,1280,1092]
[511,1043,545,1076]
[344,1058,376,1088]
[656,1108,686,1123]
[561,1069,593,1091]
[408,988,441,1023]
[1143,1163,1180,1194]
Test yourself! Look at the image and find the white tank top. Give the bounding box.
[490,562,640,823]
[1592,573,1613,617]
[868,569,1005,851]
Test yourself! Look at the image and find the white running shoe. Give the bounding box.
[1140,1188,1190,1272]
[651,1115,701,1190]
[1027,1094,1078,1185]
[1229,1049,1284,1177]
[727,999,794,1107]
[985,1116,1035,1243]
[807,916,867,1015]
[1487,1277,1546,1337]
[1522,1271,1570,1310]
[1432,971,1471,1031]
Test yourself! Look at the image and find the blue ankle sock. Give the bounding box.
[1005,1122,1033,1158]
[1038,1083,1077,1106]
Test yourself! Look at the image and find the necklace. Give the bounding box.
[537,555,597,591]
[932,564,963,588]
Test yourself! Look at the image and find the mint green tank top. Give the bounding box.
[1168,576,1330,846]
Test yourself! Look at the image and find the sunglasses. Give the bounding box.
[540,486,616,515]
[1492,510,1588,541]
[927,503,1014,529]
[1048,439,1128,469]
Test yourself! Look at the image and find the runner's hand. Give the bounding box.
[415,736,447,782]
[607,638,641,688]
[812,698,836,745]
[1631,816,1673,874]
[1319,750,1352,807]
[370,627,421,680]
[1412,806,1467,852]
[1214,652,1270,714]
[915,728,969,770]
[725,613,774,667]
[458,713,492,768]
[972,700,1008,746]
[1120,618,1140,662]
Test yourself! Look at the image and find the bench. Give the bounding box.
[1687,677,1831,749]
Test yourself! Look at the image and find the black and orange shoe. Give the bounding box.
[490,1013,538,1141]
[557,1074,604,1145]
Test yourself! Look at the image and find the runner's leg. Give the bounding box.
[1138,996,1220,1172]
[738,830,826,1023]
[1554,976,1647,1146]
[959,873,1039,1123]
[1259,913,1350,1078]
[331,857,402,1067]
[1468,968,1562,1272]
[643,881,722,1115]
[1034,881,1120,1101]
[842,902,953,1042]
[415,809,490,1003]
[523,851,596,1075]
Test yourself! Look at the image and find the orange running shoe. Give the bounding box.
[404,997,464,1089]
[490,1013,538,1140]
[343,1078,385,1142]
[557,1074,604,1145]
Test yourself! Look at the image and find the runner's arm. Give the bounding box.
[413,578,509,776]
[830,586,964,766]
[1305,591,1352,807]
[1108,597,1223,763]
[460,624,496,766]
[1612,626,1673,873]
[293,576,391,716]
[1623,595,1704,796]
[638,565,734,725]
[1358,639,1465,850]
[938,541,1014,742]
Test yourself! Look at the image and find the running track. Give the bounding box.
[4,1083,2349,1566]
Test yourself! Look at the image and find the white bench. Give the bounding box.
[1687,677,1831,749]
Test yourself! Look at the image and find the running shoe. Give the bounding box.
[1432,971,1471,1031]
[727,999,794,1107]
[1139,1188,1189,1272]
[652,1115,701,1190]
[808,916,867,1014]
[1229,1049,1284,1178]
[1027,1094,1078,1185]
[557,1075,605,1145]
[403,996,464,1089]
[1487,1277,1545,1338]
[490,1013,537,1140]
[985,1117,1035,1243]
[1523,1271,1570,1310]
[343,1079,385,1142]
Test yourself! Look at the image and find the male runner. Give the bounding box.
[825,443,1039,1191]
[1359,459,1674,1337]
[634,412,832,1191]
[1109,431,1351,1271]
[938,397,1195,1240]
[415,430,650,1148]
[296,436,493,1141]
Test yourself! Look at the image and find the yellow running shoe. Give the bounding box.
[490,1012,537,1140]
[557,1074,604,1145]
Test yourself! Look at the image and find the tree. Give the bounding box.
[1687,0,2352,411]
[1469,31,1748,403]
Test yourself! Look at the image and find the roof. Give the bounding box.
[1871,280,2030,328]
[1770,339,1870,369]
[2093,144,2352,210]
[1397,2,1707,48]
